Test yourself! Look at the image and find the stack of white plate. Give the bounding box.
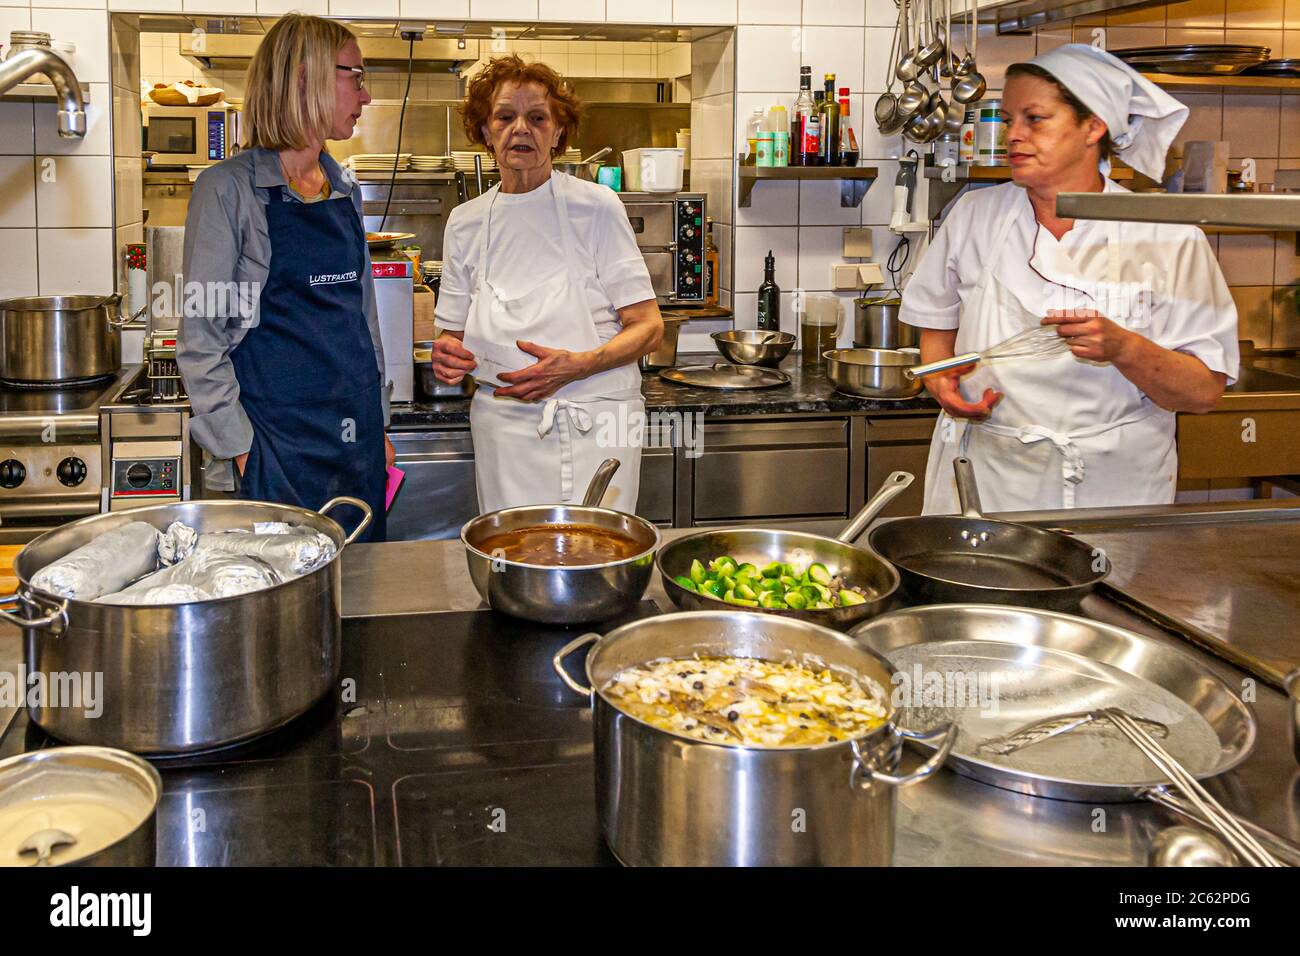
[411,155,453,171]
[559,147,582,163]
[346,153,412,171]
[452,150,498,172]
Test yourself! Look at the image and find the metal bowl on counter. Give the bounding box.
[552,610,957,866]
[711,329,796,367]
[0,746,161,866]
[7,497,372,755]
[824,347,924,400]
[414,340,475,399]
[461,460,661,625]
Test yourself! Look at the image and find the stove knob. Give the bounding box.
[0,459,25,489]
[126,463,153,489]
[57,457,87,487]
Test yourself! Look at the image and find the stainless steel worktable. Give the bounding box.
[339,502,1300,866]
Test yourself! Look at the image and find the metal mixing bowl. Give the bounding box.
[824,347,924,399]
[711,330,796,367]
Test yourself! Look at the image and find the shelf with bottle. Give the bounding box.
[737,164,880,207]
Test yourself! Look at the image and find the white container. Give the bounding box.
[622,148,686,193]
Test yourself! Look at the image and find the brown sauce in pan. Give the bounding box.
[476,524,644,566]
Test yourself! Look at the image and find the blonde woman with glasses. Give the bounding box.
[179,13,393,541]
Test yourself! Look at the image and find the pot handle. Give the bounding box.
[851,721,957,789]
[319,496,373,547]
[104,292,147,329]
[0,591,68,635]
[836,471,914,543]
[552,633,599,696]
[953,456,984,519]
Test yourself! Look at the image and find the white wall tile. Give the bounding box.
[735,225,797,289]
[1281,94,1300,158]
[714,219,732,291]
[690,157,732,226]
[0,7,30,34]
[31,8,112,84]
[35,0,107,9]
[857,114,903,160]
[401,0,470,13]
[607,0,670,21]
[540,0,604,18]
[569,52,596,75]
[141,44,163,80]
[36,82,110,155]
[797,223,853,290]
[859,158,895,224]
[0,103,35,156]
[330,0,396,13]
[729,289,798,333]
[798,178,859,225]
[801,24,864,93]
[112,0,181,9]
[36,154,113,227]
[691,92,733,159]
[679,315,738,349]
[258,0,327,13]
[1172,92,1223,148]
[0,157,36,228]
[864,0,896,26]
[595,52,621,75]
[472,0,538,17]
[737,24,801,90]
[0,229,39,299]
[1217,233,1277,285]
[674,0,737,25]
[114,155,143,228]
[624,53,653,77]
[803,0,863,26]
[691,31,735,97]
[1223,93,1280,157]
[862,25,893,94]
[110,15,139,92]
[38,228,114,294]
[739,0,796,24]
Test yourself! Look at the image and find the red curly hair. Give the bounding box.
[459,55,583,155]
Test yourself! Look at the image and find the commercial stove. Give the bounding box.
[0,604,660,866]
[0,365,197,531]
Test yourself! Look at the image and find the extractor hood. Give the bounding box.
[1055,192,1300,231]
[179,33,480,74]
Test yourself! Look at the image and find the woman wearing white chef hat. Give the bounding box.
[901,43,1240,514]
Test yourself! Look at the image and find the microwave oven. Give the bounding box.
[144,104,240,166]
[617,192,707,305]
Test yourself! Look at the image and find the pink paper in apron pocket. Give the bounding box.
[385,466,405,511]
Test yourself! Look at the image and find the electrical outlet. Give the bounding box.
[842,227,873,258]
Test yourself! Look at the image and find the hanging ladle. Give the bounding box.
[951,0,987,104]
[896,0,923,82]
[915,0,946,68]
[874,5,903,131]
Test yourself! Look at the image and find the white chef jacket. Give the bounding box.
[435,175,655,339]
[901,180,1239,385]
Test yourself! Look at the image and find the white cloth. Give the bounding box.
[435,172,655,339]
[1029,43,1189,181]
[900,181,1239,514]
[457,172,645,512]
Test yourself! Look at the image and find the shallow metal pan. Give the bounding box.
[848,604,1257,803]
[867,456,1107,610]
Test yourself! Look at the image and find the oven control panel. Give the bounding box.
[112,457,181,498]
[673,197,706,302]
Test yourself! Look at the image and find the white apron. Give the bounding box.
[464,173,644,513]
[922,194,1178,515]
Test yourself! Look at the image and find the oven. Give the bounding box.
[617,192,707,306]
[144,105,240,167]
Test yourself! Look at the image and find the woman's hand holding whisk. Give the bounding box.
[1043,309,1136,363]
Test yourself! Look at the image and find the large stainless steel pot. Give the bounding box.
[0,294,145,383]
[854,296,917,349]
[553,610,957,866]
[4,496,372,755]
[461,460,661,625]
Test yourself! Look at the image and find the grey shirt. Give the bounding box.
[178,147,390,491]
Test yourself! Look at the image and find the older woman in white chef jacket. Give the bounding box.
[430,56,663,513]
[901,45,1239,515]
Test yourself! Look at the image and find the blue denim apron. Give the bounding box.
[232,186,386,542]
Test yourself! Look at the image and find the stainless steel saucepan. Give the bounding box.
[657,471,914,630]
[868,456,1108,609]
[0,293,145,384]
[461,459,661,625]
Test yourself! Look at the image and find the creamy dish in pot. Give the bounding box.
[602,656,888,748]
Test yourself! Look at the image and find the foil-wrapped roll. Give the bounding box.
[158,522,336,579]
[30,522,162,600]
[157,520,199,566]
[97,551,282,605]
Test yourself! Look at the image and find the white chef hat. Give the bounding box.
[1026,43,1188,181]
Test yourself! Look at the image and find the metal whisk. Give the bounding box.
[905,326,1072,380]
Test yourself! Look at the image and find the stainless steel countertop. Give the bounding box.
[340,506,1300,866]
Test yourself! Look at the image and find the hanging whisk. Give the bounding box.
[905,326,1072,380]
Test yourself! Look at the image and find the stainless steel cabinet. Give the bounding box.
[865,415,936,518]
[693,419,850,520]
[388,429,478,541]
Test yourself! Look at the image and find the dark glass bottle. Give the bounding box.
[792,66,817,168]
[757,250,780,332]
[819,73,841,166]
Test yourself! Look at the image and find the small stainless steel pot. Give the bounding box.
[0,746,160,866]
[414,340,476,399]
[552,610,957,866]
[853,296,917,349]
[824,347,924,399]
[0,293,145,383]
[6,496,372,755]
[639,316,685,370]
[461,460,661,625]
[712,329,796,367]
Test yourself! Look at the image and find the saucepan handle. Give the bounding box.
[319,496,373,547]
[552,633,599,696]
[953,456,984,519]
[103,292,147,329]
[837,471,914,543]
[851,721,958,789]
[905,352,980,380]
[0,592,68,634]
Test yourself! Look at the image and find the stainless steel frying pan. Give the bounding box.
[867,456,1107,610]
[657,472,914,630]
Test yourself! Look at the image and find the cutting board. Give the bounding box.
[0,544,21,596]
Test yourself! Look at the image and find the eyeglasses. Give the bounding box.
[335,64,367,91]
